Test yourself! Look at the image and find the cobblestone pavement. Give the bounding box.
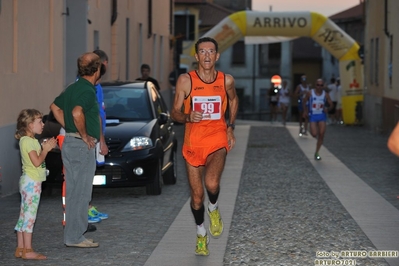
[0,124,190,266]
[323,125,399,211]
[0,122,398,265]
[223,124,396,266]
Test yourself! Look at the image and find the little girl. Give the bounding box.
[14,109,56,260]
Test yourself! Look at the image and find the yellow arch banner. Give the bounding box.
[188,11,363,124]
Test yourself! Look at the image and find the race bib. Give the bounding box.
[192,96,221,120]
[312,102,324,114]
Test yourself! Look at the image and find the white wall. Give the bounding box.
[0,125,24,197]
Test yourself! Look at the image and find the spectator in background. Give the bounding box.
[136,64,160,91]
[326,77,338,124]
[58,50,109,232]
[87,49,110,224]
[14,109,57,259]
[278,80,290,126]
[50,52,102,248]
[295,75,310,136]
[268,84,279,123]
[335,78,343,124]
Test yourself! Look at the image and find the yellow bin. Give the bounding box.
[342,95,364,125]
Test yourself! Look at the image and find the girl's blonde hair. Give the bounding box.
[15,109,43,140]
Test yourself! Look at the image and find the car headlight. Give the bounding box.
[121,137,153,152]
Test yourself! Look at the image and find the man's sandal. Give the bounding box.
[14,247,23,258]
[22,248,47,260]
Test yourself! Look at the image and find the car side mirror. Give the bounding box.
[158,113,168,125]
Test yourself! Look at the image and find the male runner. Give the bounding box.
[302,79,333,160]
[171,37,238,256]
[295,75,310,135]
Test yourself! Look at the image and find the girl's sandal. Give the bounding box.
[22,248,47,260]
[14,247,24,258]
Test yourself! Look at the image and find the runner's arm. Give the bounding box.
[226,74,238,125]
[325,92,334,112]
[226,74,238,150]
[171,73,190,123]
[295,85,301,98]
[171,73,203,123]
[302,91,310,118]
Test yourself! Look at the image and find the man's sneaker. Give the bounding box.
[195,234,209,256]
[208,208,223,238]
[88,206,109,220]
[315,153,321,161]
[88,215,101,224]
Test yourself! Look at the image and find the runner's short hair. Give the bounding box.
[195,37,218,53]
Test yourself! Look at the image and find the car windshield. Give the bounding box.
[103,87,152,121]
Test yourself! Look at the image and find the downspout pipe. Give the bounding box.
[384,0,390,37]
[111,0,117,25]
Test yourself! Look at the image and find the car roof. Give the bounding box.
[101,81,147,87]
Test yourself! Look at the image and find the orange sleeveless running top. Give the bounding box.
[183,70,228,149]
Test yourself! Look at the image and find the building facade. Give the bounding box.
[364,0,398,133]
[0,0,173,196]
[323,1,365,84]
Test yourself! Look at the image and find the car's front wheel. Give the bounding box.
[146,159,163,195]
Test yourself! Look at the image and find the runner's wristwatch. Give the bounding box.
[227,123,235,130]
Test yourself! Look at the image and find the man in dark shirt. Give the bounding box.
[50,52,102,248]
[136,63,160,91]
[268,84,279,123]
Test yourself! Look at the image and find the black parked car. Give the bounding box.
[42,81,177,195]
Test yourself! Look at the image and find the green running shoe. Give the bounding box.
[315,153,321,160]
[208,208,224,238]
[195,234,209,256]
[88,206,109,220]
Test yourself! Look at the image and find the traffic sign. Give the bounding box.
[271,75,282,85]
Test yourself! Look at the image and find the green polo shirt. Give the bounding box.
[54,78,100,140]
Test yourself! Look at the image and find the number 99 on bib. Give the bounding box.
[192,96,221,120]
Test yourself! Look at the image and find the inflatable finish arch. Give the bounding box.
[188,11,363,124]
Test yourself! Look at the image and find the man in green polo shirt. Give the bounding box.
[50,52,101,248]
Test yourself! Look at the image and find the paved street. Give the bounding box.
[1,121,399,266]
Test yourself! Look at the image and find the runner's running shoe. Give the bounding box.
[208,208,224,238]
[314,153,321,161]
[195,234,209,256]
[88,206,109,220]
[299,127,303,136]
